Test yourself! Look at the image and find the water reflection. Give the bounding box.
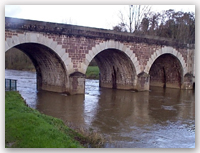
[36,91,85,125]
[87,87,195,148]
[5,70,195,148]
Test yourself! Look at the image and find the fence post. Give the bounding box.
[5,79,17,91]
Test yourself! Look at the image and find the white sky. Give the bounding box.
[5,5,195,30]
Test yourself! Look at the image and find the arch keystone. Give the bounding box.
[29,33,38,42]
[108,40,115,48]
[118,43,124,51]
[18,34,26,44]
[99,42,106,50]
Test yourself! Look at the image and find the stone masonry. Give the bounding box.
[5,17,195,94]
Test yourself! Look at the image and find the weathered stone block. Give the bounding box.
[91,46,98,56]
[125,48,133,57]
[61,53,69,62]
[99,42,105,51]
[88,50,95,59]
[12,35,20,45]
[136,72,150,91]
[5,42,9,51]
[86,54,92,63]
[25,32,31,42]
[69,72,85,94]
[46,37,53,46]
[181,73,194,89]
[18,34,26,44]
[50,41,57,50]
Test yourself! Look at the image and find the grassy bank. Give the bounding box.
[5,91,104,148]
[6,66,100,80]
[86,66,99,79]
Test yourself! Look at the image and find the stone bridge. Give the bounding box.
[5,17,195,94]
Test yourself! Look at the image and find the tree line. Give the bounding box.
[5,48,35,71]
[113,8,195,44]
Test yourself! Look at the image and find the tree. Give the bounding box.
[148,12,161,35]
[5,48,35,71]
[135,9,195,44]
[115,5,151,33]
[140,17,149,34]
[113,22,127,32]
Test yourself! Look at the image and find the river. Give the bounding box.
[5,69,195,148]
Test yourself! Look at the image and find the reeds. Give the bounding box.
[66,122,112,148]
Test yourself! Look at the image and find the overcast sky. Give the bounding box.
[5,5,195,30]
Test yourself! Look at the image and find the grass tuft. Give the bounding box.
[66,122,112,148]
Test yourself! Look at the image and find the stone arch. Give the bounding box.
[5,32,72,72]
[149,53,183,88]
[79,40,141,75]
[78,40,140,90]
[5,32,71,93]
[144,46,187,75]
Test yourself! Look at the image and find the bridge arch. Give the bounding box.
[5,32,70,93]
[144,46,187,89]
[79,40,140,90]
[79,40,140,75]
[144,46,187,75]
[5,32,71,71]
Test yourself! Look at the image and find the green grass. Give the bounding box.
[5,91,87,148]
[86,66,99,79]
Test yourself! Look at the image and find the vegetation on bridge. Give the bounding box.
[5,91,105,148]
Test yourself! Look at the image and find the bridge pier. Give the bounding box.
[181,73,194,90]
[136,72,150,91]
[69,72,85,94]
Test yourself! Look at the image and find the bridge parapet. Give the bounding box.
[5,17,192,49]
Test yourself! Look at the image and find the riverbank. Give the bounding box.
[6,66,100,80]
[85,66,99,79]
[5,91,104,148]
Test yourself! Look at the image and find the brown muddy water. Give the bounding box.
[5,69,195,148]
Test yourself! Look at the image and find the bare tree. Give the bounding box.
[116,5,151,33]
